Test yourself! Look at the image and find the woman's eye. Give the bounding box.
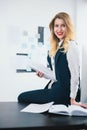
[62,24,66,27]
[54,24,66,28]
[54,25,59,27]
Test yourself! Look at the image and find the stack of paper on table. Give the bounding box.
[21,102,87,116]
[48,104,87,116]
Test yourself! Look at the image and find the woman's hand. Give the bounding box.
[70,98,87,109]
[36,71,44,78]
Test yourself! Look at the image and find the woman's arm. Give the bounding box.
[67,41,80,100]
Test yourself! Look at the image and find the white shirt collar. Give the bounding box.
[59,40,64,47]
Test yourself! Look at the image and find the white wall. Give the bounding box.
[0,0,77,101]
[76,0,87,103]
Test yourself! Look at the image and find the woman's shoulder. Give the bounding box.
[68,39,78,45]
[67,40,80,56]
[68,40,79,50]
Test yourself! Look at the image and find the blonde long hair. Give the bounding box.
[49,12,75,56]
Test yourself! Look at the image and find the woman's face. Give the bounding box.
[54,18,67,41]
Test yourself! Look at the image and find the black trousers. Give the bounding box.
[18,82,71,105]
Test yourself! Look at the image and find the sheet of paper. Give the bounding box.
[21,102,54,113]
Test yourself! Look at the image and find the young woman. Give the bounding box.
[18,12,87,108]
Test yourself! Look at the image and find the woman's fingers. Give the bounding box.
[36,71,44,77]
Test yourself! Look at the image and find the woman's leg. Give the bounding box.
[18,85,70,105]
[18,89,51,104]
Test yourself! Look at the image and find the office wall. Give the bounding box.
[76,0,87,103]
[0,0,77,101]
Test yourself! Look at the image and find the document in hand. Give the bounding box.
[49,104,87,116]
[27,60,56,81]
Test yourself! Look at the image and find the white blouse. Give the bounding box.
[67,40,80,99]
